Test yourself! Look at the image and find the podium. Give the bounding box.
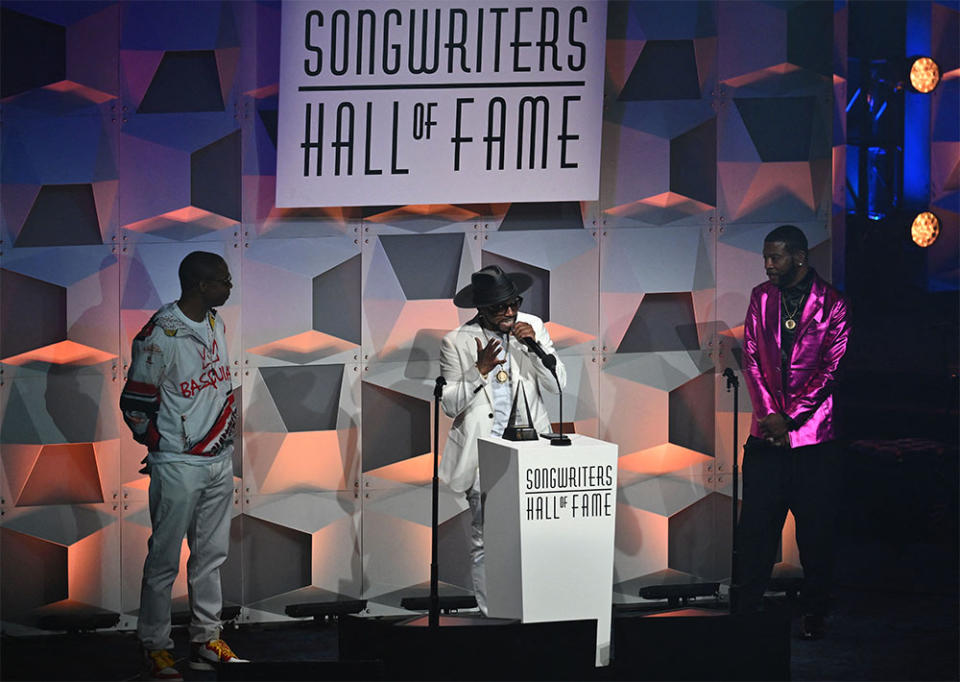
[478,434,618,666]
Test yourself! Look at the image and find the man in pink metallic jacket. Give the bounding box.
[736,224,851,641]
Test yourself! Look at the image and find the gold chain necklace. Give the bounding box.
[782,293,806,331]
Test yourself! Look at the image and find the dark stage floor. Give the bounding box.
[2,540,956,682]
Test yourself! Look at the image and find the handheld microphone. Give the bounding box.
[519,336,557,371]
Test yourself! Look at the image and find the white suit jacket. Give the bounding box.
[438,312,566,493]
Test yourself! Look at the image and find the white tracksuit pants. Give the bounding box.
[137,456,233,650]
[466,486,487,615]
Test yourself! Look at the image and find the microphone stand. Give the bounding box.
[543,355,570,447]
[517,336,570,446]
[429,375,445,627]
[722,367,740,612]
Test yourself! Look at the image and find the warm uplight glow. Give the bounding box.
[909,57,940,93]
[911,211,940,247]
[247,330,356,363]
[1,340,115,366]
[124,206,237,232]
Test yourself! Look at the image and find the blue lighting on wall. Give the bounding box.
[846,87,861,113]
[866,146,899,221]
[902,1,932,207]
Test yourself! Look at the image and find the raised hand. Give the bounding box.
[475,336,505,376]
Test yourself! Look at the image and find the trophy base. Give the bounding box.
[502,426,540,441]
[542,432,572,446]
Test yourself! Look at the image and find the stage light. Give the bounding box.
[908,57,940,93]
[286,599,367,621]
[911,211,940,247]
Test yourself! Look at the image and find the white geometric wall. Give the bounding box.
[0,0,853,631]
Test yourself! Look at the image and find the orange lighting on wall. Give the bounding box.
[911,211,940,247]
[909,57,940,93]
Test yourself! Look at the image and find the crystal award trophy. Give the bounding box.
[501,383,539,441]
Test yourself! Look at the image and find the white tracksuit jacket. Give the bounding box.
[120,302,236,461]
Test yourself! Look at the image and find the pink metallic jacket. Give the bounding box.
[742,273,850,448]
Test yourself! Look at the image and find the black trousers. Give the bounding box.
[735,438,843,616]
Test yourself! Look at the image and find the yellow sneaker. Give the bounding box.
[141,648,182,681]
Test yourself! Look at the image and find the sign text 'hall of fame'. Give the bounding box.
[299,94,587,177]
[525,464,615,522]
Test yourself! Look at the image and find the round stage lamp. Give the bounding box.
[909,57,940,93]
[911,211,940,247]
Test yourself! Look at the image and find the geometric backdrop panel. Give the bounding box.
[671,118,718,206]
[601,227,714,298]
[735,97,819,162]
[668,370,715,457]
[0,269,66,358]
[191,130,241,221]
[240,515,312,605]
[1,245,119,369]
[16,443,103,506]
[1,371,117,445]
[0,8,66,99]
[379,233,465,301]
[497,201,586,231]
[668,490,734,581]
[243,235,360,365]
[259,365,344,432]
[313,254,362,345]
[0,528,68,623]
[361,382,430,472]
[139,50,225,114]
[617,293,701,353]
[16,184,103,247]
[620,40,703,101]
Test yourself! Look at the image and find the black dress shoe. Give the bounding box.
[799,613,825,640]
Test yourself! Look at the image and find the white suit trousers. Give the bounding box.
[466,486,488,615]
[138,457,233,650]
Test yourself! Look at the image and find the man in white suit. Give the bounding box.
[439,265,566,614]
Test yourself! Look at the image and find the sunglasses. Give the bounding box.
[483,296,522,314]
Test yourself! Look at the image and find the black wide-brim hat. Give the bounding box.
[453,265,533,309]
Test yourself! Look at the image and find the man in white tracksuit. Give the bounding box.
[439,265,566,614]
[121,251,246,680]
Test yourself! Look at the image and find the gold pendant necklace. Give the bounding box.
[782,294,805,331]
[480,326,510,384]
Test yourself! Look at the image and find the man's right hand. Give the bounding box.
[759,413,790,438]
[475,337,505,376]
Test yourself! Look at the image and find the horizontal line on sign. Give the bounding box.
[297,80,586,92]
[524,488,612,495]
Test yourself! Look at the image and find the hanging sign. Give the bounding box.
[276,1,607,207]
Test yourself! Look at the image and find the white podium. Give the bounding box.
[478,434,618,666]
